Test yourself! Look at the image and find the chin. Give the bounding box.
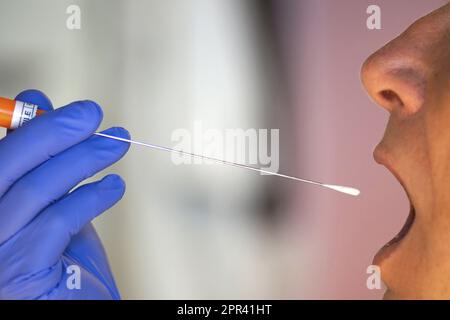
[383,290,396,300]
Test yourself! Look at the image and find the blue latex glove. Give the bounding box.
[0,90,130,299]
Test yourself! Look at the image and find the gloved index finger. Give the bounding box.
[0,100,103,197]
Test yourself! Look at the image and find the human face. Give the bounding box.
[361,3,450,299]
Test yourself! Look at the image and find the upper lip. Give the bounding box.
[373,144,410,201]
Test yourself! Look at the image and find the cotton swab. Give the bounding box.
[94,132,360,196]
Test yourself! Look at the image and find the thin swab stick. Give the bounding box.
[94,132,360,196]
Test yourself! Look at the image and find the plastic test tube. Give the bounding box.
[0,97,44,129]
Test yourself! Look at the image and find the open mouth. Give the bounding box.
[384,205,415,248]
[373,144,416,263]
[373,205,415,267]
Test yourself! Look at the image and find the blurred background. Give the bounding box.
[0,0,446,299]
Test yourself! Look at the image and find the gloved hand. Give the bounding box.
[0,89,130,299]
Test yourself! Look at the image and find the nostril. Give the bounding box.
[379,90,404,109]
[380,90,396,102]
[362,46,427,115]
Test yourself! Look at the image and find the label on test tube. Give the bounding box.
[10,100,38,129]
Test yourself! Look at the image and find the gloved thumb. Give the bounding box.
[15,89,53,112]
[6,89,53,135]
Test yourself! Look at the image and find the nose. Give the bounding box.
[361,39,427,115]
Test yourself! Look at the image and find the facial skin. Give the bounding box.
[361,3,450,299]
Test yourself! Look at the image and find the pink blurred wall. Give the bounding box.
[276,0,447,299]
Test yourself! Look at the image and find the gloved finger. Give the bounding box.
[64,223,121,299]
[0,99,103,197]
[0,127,130,245]
[25,174,125,270]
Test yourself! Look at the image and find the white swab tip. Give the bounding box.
[323,184,360,196]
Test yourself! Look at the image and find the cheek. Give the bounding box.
[422,102,450,176]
